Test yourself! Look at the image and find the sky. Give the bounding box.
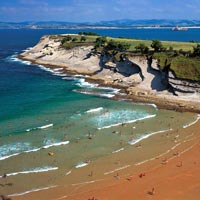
[0,0,200,22]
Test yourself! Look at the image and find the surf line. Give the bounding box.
[135,142,181,166]
[183,114,200,129]
[8,185,58,197]
[26,123,53,132]
[104,165,130,175]
[112,148,124,154]
[72,179,104,186]
[128,128,173,145]
[98,114,156,130]
[0,166,58,178]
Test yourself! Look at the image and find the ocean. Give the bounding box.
[0,28,199,196]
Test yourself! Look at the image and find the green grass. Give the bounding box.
[153,53,200,81]
[56,34,196,52]
[106,37,196,51]
[153,52,175,68]
[171,56,200,81]
[55,34,200,81]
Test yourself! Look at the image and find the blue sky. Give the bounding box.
[0,0,199,22]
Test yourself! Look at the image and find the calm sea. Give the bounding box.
[0,28,199,195]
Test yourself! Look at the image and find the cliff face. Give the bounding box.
[20,35,200,112]
[21,35,100,75]
[168,71,200,94]
[20,35,146,86]
[21,35,200,94]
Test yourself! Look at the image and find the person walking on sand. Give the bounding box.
[152,187,155,194]
[116,173,120,180]
[148,187,155,195]
[90,171,93,177]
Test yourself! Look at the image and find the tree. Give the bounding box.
[135,43,149,53]
[169,46,173,51]
[94,36,107,49]
[72,38,78,42]
[106,40,130,51]
[80,36,86,42]
[192,43,200,56]
[61,35,72,44]
[151,40,163,52]
[118,42,131,51]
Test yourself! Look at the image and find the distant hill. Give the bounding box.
[1,19,200,29]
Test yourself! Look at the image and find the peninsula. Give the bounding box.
[20,33,200,112]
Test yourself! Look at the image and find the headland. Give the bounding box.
[19,33,200,113]
[2,33,199,200]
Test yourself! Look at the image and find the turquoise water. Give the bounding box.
[0,29,198,195]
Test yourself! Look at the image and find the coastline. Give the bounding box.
[18,34,200,113]
[1,24,200,200]
[11,118,200,200]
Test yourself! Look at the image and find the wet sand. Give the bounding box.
[8,35,200,200]
[11,120,200,200]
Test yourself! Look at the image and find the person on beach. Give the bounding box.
[115,173,120,180]
[151,187,155,195]
[176,161,182,167]
[2,173,7,178]
[161,158,168,165]
[139,173,145,178]
[88,132,92,140]
[90,171,93,177]
[127,175,133,181]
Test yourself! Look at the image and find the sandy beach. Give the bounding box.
[11,118,200,200]
[8,34,200,200]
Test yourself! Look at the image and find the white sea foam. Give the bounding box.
[0,152,21,161]
[97,86,120,94]
[73,90,115,99]
[0,140,69,161]
[98,114,156,130]
[135,142,181,166]
[128,128,173,145]
[26,123,53,132]
[8,185,58,197]
[104,165,130,175]
[39,123,53,129]
[74,74,89,78]
[135,102,158,109]
[7,55,32,65]
[98,122,122,130]
[65,170,72,176]
[42,140,70,149]
[0,166,58,178]
[86,107,103,113]
[183,114,200,129]
[112,148,124,154]
[22,47,33,52]
[75,162,89,168]
[62,76,77,80]
[76,78,98,88]
[38,65,55,73]
[53,73,66,77]
[0,142,31,161]
[98,93,115,98]
[72,179,103,186]
[53,68,63,71]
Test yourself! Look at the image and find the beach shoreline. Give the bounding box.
[18,34,200,113]
[11,119,200,200]
[8,35,199,199]
[18,52,200,113]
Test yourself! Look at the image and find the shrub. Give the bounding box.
[135,43,149,53]
[151,40,163,52]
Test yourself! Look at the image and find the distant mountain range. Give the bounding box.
[1,19,200,29]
